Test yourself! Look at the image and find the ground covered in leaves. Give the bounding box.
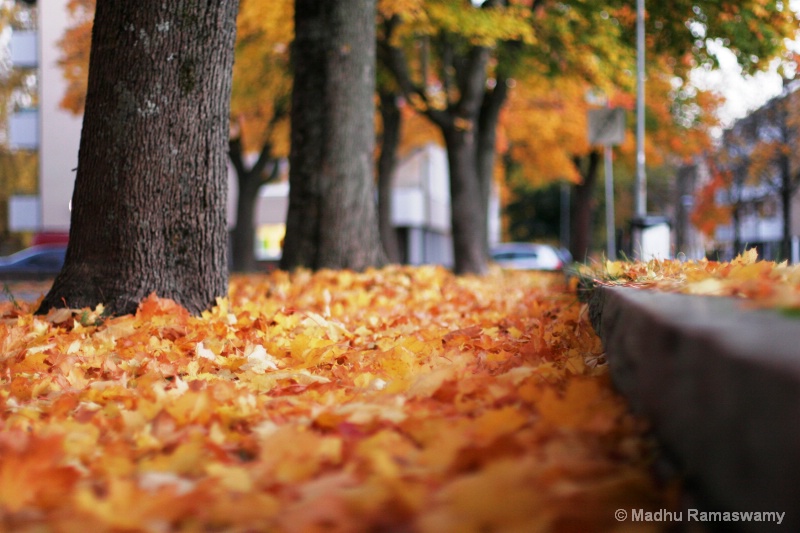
[0,266,675,532]
[584,249,800,311]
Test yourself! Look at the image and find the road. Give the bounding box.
[1,279,53,304]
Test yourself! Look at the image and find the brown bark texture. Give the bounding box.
[570,150,601,262]
[229,138,277,272]
[38,0,238,316]
[444,126,489,275]
[380,22,491,275]
[377,89,402,264]
[280,0,386,271]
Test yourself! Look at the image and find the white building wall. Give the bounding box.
[10,30,37,68]
[385,143,501,266]
[40,0,82,232]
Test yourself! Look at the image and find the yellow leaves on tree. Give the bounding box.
[58,0,94,114]
[501,52,721,194]
[503,75,590,187]
[231,0,293,156]
[378,0,534,48]
[0,266,674,530]
[690,164,733,237]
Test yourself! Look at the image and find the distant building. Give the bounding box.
[710,81,800,262]
[4,0,78,238]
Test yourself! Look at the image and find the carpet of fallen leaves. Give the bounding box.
[583,248,800,311]
[0,266,676,532]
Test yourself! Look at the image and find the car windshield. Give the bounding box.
[493,251,539,260]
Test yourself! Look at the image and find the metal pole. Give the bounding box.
[635,0,646,218]
[560,181,570,252]
[604,145,616,259]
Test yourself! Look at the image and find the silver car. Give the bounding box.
[490,242,567,271]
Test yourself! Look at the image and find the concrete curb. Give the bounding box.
[588,286,800,532]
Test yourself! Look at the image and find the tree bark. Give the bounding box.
[229,137,278,272]
[781,184,791,262]
[476,74,509,254]
[441,138,489,275]
[380,25,490,274]
[732,205,742,258]
[444,125,489,274]
[777,106,795,263]
[281,0,385,271]
[377,89,402,263]
[570,150,601,262]
[38,0,238,316]
[780,150,792,262]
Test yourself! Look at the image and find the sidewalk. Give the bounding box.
[589,285,800,531]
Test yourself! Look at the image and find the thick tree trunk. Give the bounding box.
[570,150,601,262]
[377,89,402,264]
[38,0,238,316]
[281,0,385,271]
[444,126,488,275]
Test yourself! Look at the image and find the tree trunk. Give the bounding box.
[377,89,402,263]
[380,23,490,274]
[780,152,793,263]
[444,126,488,275]
[476,76,509,254]
[732,205,742,258]
[37,0,238,316]
[570,151,601,262]
[229,137,277,272]
[281,0,385,271]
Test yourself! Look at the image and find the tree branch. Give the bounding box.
[455,45,490,119]
[228,136,246,178]
[379,16,453,129]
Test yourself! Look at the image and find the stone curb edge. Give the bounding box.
[588,285,800,531]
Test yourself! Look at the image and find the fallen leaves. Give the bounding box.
[583,249,800,310]
[0,265,674,531]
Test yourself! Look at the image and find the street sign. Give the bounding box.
[588,108,625,146]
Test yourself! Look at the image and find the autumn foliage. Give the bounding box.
[690,164,733,238]
[0,267,673,531]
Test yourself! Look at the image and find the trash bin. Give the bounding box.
[630,216,671,260]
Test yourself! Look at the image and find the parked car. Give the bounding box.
[490,242,565,271]
[0,244,67,280]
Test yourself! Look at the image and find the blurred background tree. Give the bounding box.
[0,0,38,252]
[379,0,794,268]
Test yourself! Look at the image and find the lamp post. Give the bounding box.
[635,0,646,219]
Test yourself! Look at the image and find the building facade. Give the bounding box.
[711,81,800,263]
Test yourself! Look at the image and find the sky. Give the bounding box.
[691,1,800,129]
[691,41,794,129]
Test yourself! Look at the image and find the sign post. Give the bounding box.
[588,107,625,259]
